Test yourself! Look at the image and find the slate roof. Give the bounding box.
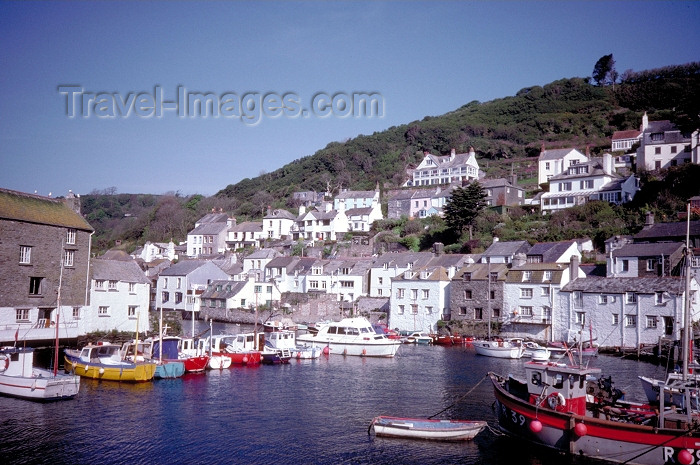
[345,207,373,217]
[452,262,509,281]
[526,241,576,262]
[335,190,376,200]
[562,276,686,295]
[264,209,297,220]
[189,222,229,235]
[482,240,530,258]
[420,150,478,171]
[548,159,616,181]
[393,266,450,282]
[200,280,247,299]
[159,260,209,276]
[245,248,279,259]
[634,221,700,241]
[91,258,150,284]
[506,263,566,283]
[230,222,263,232]
[371,252,433,268]
[0,188,93,231]
[197,213,230,224]
[387,189,419,201]
[266,256,300,271]
[612,242,684,257]
[538,148,584,161]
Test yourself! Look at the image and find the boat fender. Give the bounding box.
[547,392,566,410]
[0,354,8,372]
[362,348,367,356]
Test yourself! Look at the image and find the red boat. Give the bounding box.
[432,335,454,346]
[206,333,262,365]
[489,360,700,465]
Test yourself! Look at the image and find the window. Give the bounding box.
[397,288,404,299]
[463,272,471,281]
[520,306,533,317]
[493,308,501,318]
[422,289,429,299]
[490,272,498,283]
[411,289,418,300]
[175,292,183,304]
[541,287,550,296]
[63,250,75,266]
[29,277,42,295]
[576,312,585,325]
[647,259,655,272]
[98,306,109,316]
[129,282,136,293]
[522,271,532,282]
[398,305,405,314]
[426,306,433,314]
[646,316,658,329]
[464,289,472,300]
[108,280,117,290]
[177,278,182,289]
[72,307,80,319]
[377,288,383,296]
[474,308,483,320]
[66,228,76,244]
[241,299,246,307]
[411,304,418,314]
[612,314,619,325]
[625,315,637,327]
[626,292,637,304]
[459,307,467,315]
[573,291,583,308]
[520,288,533,298]
[490,290,496,300]
[163,278,168,289]
[19,246,31,264]
[542,306,551,320]
[16,308,29,321]
[267,286,272,293]
[340,281,353,288]
[95,279,105,290]
[655,292,663,305]
[254,285,262,293]
[162,291,169,302]
[543,271,552,281]
[599,295,608,304]
[309,281,319,289]
[128,305,137,317]
[621,260,629,272]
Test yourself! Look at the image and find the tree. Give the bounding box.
[443,182,487,240]
[592,54,616,86]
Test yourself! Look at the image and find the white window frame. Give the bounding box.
[16,308,30,321]
[66,228,76,245]
[19,245,32,264]
[98,306,109,316]
[576,312,586,325]
[63,250,74,267]
[128,305,137,318]
[646,316,658,329]
[625,315,637,327]
[520,288,533,299]
[612,314,619,325]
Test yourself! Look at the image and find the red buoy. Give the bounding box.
[242,356,248,364]
[678,449,693,465]
[323,346,330,355]
[529,419,542,433]
[574,423,587,437]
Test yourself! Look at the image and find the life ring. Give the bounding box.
[0,354,8,372]
[547,392,566,410]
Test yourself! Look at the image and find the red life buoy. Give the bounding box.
[547,392,566,410]
[0,354,9,372]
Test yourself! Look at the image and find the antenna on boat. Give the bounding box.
[682,202,692,383]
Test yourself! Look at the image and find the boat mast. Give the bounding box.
[54,239,66,377]
[159,306,163,363]
[487,261,491,341]
[682,203,692,382]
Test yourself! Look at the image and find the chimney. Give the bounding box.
[62,190,81,214]
[569,255,580,279]
[644,211,654,228]
[585,145,590,157]
[493,236,499,243]
[510,174,518,186]
[603,153,613,175]
[513,253,526,267]
[266,205,272,216]
[450,148,456,160]
[325,202,332,213]
[540,142,546,154]
[641,111,649,131]
[468,146,475,157]
[299,205,306,215]
[433,242,444,256]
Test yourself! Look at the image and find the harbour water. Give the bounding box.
[0,332,674,465]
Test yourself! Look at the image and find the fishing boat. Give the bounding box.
[0,346,80,401]
[64,343,157,382]
[369,416,486,441]
[296,317,401,357]
[121,339,185,379]
[175,337,210,373]
[265,330,320,360]
[473,338,524,359]
[206,333,262,366]
[639,369,700,408]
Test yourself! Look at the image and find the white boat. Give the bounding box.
[473,338,524,359]
[370,416,487,441]
[402,332,433,345]
[265,330,321,360]
[522,342,551,362]
[0,346,80,401]
[296,317,401,357]
[639,370,700,408]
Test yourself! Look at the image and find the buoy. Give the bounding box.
[98,367,105,375]
[362,348,367,356]
[678,449,693,465]
[573,422,587,437]
[242,356,248,364]
[323,346,330,355]
[529,419,542,433]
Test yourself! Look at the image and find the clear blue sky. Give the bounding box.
[1,1,698,197]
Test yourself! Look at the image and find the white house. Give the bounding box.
[389,267,452,333]
[262,208,297,240]
[404,147,480,187]
[537,147,588,186]
[156,260,230,314]
[291,205,349,242]
[85,258,151,333]
[541,154,637,213]
[611,129,641,152]
[333,188,379,210]
[199,276,280,311]
[186,212,234,257]
[242,249,280,278]
[480,239,530,264]
[525,241,581,264]
[346,205,383,232]
[636,112,693,171]
[227,222,264,250]
[369,252,434,297]
[558,276,698,349]
[132,241,177,262]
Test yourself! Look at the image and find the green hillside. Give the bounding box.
[79,62,700,254]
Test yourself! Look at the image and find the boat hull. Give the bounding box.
[474,341,523,359]
[371,416,486,441]
[295,337,400,357]
[489,372,700,465]
[64,354,156,382]
[182,355,209,373]
[0,368,80,401]
[154,361,185,379]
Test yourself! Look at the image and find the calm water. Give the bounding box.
[0,337,673,465]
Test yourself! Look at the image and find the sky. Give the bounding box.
[1,1,698,197]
